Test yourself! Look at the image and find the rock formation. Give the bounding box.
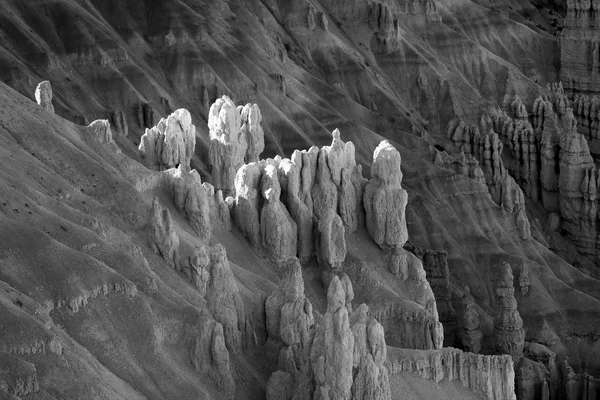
[109,109,128,137]
[34,81,54,113]
[87,120,114,144]
[558,126,596,235]
[493,262,525,359]
[190,318,236,399]
[293,276,392,400]
[560,2,600,94]
[386,348,516,400]
[189,243,210,296]
[234,163,262,247]
[239,103,265,163]
[139,109,196,171]
[519,263,531,296]
[431,147,486,185]
[312,149,347,281]
[459,285,483,354]
[260,165,297,263]
[404,242,458,346]
[204,244,253,353]
[265,258,314,375]
[447,118,532,240]
[230,129,364,280]
[161,166,213,243]
[281,151,315,263]
[560,357,600,400]
[208,96,251,194]
[349,304,392,400]
[364,140,409,249]
[266,370,293,400]
[148,197,179,267]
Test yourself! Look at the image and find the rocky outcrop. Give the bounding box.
[208,96,251,194]
[489,106,540,202]
[364,141,409,249]
[148,197,179,267]
[266,370,293,400]
[239,103,265,163]
[368,2,400,52]
[261,165,297,263]
[386,347,516,400]
[204,244,253,353]
[349,304,392,400]
[431,147,486,185]
[163,166,212,242]
[519,263,531,296]
[0,352,39,397]
[560,2,600,94]
[265,258,314,374]
[404,242,458,346]
[312,149,347,281]
[234,163,262,247]
[493,262,525,359]
[371,302,443,351]
[281,151,316,263]
[558,126,596,234]
[560,357,600,400]
[572,93,600,155]
[190,318,236,399]
[189,243,210,296]
[447,118,532,240]
[231,129,364,279]
[109,109,128,137]
[34,81,54,113]
[87,120,114,144]
[139,109,196,171]
[293,276,392,400]
[459,285,483,354]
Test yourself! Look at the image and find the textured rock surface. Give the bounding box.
[561,1,600,94]
[34,81,54,113]
[234,163,262,247]
[87,119,114,144]
[364,141,409,249]
[294,276,392,400]
[139,109,196,171]
[387,347,516,400]
[459,286,483,354]
[3,1,600,398]
[260,165,297,263]
[148,197,179,267]
[265,258,314,375]
[404,242,458,346]
[493,262,525,359]
[204,244,253,353]
[239,103,265,163]
[447,118,532,240]
[208,96,247,194]
[349,304,392,400]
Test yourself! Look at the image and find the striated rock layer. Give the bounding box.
[387,347,516,400]
[404,242,458,346]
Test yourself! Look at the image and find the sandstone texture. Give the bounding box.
[149,197,179,267]
[364,141,409,249]
[139,109,197,171]
[1,0,600,399]
[459,286,483,354]
[34,81,54,113]
[493,262,525,359]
